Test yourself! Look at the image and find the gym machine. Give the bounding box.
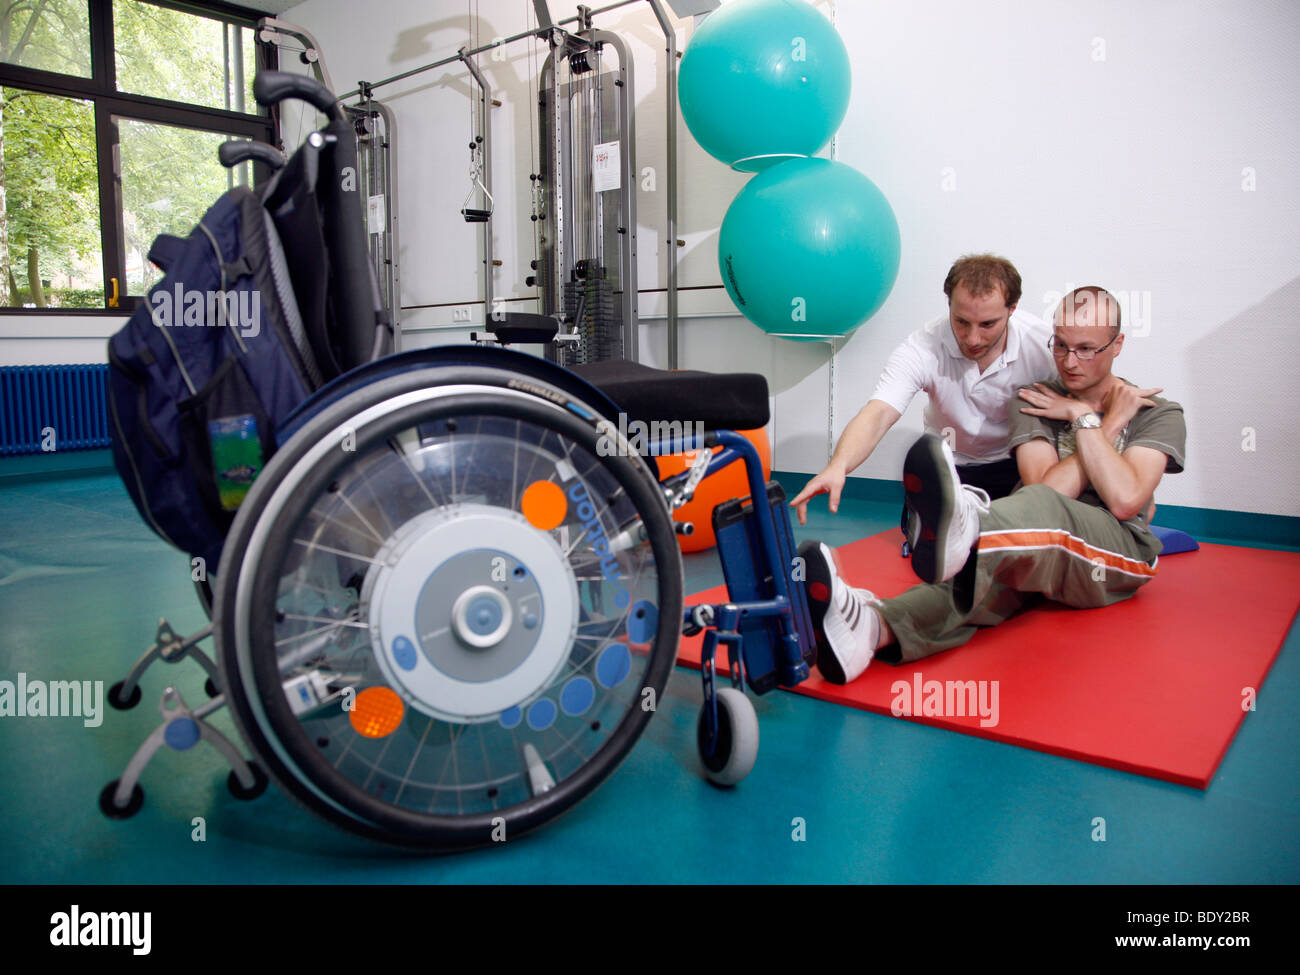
[341,0,685,366]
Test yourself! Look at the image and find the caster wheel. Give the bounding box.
[100,780,144,819]
[204,676,220,698]
[108,680,141,711]
[227,762,269,801]
[697,687,759,787]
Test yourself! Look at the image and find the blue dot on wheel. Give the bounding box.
[527,698,557,731]
[392,636,417,671]
[596,643,631,689]
[614,590,630,608]
[627,600,658,644]
[499,706,522,729]
[164,717,201,751]
[560,677,595,716]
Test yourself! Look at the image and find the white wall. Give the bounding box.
[827,0,1300,517]
[6,0,1297,518]
[0,315,127,365]
[275,0,1299,517]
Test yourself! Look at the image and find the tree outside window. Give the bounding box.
[1,0,268,310]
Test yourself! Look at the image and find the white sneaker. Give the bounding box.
[799,541,878,684]
[903,435,991,583]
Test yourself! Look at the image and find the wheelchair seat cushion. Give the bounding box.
[571,359,770,431]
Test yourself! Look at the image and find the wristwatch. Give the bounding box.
[1072,412,1102,430]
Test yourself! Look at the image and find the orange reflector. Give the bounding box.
[349,686,405,739]
[521,479,567,530]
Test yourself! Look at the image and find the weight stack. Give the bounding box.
[559,267,622,367]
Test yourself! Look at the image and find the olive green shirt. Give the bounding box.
[1007,378,1186,535]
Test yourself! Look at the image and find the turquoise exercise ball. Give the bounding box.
[718,157,900,340]
[679,0,851,171]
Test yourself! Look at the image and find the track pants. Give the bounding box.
[875,484,1163,663]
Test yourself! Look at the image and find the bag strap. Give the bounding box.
[146,234,187,274]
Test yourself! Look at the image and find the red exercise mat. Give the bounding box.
[678,531,1300,788]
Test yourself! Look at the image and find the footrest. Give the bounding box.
[712,481,816,694]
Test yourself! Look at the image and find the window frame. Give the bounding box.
[0,0,278,315]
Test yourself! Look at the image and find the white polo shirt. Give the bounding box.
[870,309,1057,465]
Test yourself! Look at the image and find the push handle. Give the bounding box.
[218,140,285,171]
[253,70,344,122]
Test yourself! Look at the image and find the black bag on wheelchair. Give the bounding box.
[106,185,324,570]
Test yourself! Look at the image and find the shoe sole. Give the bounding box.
[797,540,847,684]
[903,435,957,584]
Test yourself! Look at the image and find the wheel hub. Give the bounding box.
[363,503,578,723]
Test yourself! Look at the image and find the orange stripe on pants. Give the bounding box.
[979,529,1159,579]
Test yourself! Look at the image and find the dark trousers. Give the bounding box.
[956,456,1023,498]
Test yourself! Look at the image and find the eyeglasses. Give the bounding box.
[1048,333,1119,361]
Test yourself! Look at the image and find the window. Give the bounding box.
[0,0,274,312]
[113,0,255,112]
[1,0,92,77]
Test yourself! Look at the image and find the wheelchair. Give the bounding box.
[102,73,818,852]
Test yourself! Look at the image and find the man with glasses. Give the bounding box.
[798,286,1186,682]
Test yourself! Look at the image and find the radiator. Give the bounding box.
[0,364,112,456]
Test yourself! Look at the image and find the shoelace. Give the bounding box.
[962,484,992,511]
[955,485,992,534]
[835,581,878,630]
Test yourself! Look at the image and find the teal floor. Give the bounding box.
[1,471,1297,884]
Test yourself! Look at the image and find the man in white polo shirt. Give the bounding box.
[791,254,1056,530]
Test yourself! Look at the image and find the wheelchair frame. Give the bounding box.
[104,347,817,849]
[101,61,819,851]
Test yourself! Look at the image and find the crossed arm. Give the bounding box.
[1014,383,1168,522]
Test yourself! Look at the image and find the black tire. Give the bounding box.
[194,576,215,619]
[227,761,269,800]
[214,364,682,850]
[108,680,141,711]
[100,780,144,819]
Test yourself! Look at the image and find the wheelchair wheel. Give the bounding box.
[214,364,682,850]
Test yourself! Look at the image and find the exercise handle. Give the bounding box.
[254,70,344,122]
[218,140,286,171]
